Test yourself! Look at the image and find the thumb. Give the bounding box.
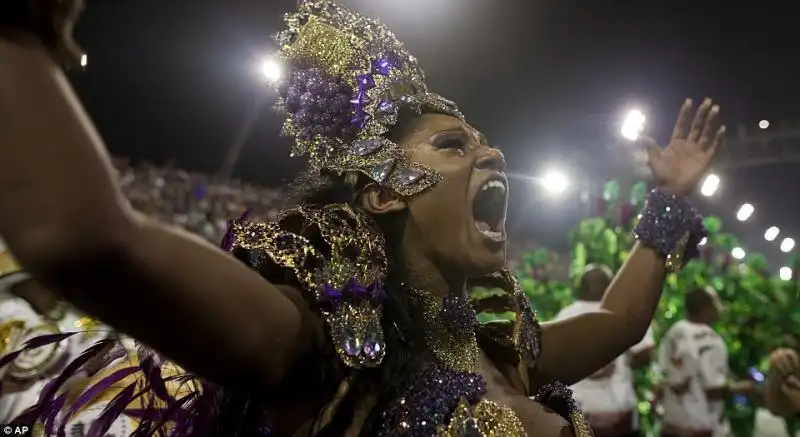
[637,136,661,164]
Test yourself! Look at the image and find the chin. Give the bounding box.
[465,245,507,276]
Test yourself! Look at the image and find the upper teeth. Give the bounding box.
[481,179,506,193]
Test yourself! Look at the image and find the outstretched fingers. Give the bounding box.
[688,98,713,143]
[706,125,726,159]
[671,99,694,141]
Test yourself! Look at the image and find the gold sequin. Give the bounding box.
[410,288,479,373]
[439,398,526,437]
[0,320,25,355]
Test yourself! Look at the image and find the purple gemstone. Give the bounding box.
[351,112,371,129]
[351,138,384,156]
[363,330,382,359]
[350,91,372,106]
[306,77,325,95]
[286,85,301,101]
[372,58,392,75]
[293,109,311,125]
[370,159,395,183]
[395,167,425,185]
[356,74,375,89]
[342,332,362,357]
[299,92,315,108]
[378,100,396,114]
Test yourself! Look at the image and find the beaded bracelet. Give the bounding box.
[633,187,707,272]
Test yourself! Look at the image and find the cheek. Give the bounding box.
[407,181,472,248]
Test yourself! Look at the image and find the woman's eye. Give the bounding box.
[437,138,466,151]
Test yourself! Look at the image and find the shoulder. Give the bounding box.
[555,302,580,318]
[664,320,689,339]
[226,204,389,371]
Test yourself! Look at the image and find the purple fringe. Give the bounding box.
[0,333,246,436]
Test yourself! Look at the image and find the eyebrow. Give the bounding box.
[434,126,488,145]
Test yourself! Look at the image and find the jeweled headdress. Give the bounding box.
[273,0,464,196]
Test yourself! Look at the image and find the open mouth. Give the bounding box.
[472,175,508,243]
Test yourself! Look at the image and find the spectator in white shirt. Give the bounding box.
[658,286,756,437]
[556,264,655,437]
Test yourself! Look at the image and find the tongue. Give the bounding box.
[475,221,492,232]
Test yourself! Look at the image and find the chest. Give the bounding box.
[478,352,574,437]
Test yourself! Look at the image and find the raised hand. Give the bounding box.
[639,98,725,197]
[770,348,800,376]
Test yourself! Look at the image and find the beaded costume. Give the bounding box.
[0,0,706,435]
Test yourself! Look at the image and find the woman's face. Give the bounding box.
[395,113,508,277]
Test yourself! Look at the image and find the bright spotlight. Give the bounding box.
[700,174,720,197]
[259,56,283,83]
[541,170,569,195]
[758,120,770,129]
[621,109,646,141]
[779,267,793,281]
[764,226,780,242]
[80,54,88,68]
[780,238,795,253]
[736,203,754,222]
[731,247,746,260]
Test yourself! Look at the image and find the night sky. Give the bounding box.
[69,0,799,261]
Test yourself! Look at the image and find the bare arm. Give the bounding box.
[531,243,665,387]
[528,97,723,389]
[0,38,309,391]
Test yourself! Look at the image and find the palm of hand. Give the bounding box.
[642,99,725,197]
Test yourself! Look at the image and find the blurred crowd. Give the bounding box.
[111,158,287,243]
[110,158,538,263]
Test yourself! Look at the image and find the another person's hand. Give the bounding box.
[766,348,800,415]
[641,98,725,197]
[770,348,800,376]
[781,375,800,410]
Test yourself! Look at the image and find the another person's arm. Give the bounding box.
[0,35,311,392]
[699,344,755,400]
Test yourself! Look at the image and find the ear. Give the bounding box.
[360,183,406,215]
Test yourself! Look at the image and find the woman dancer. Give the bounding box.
[0,0,723,435]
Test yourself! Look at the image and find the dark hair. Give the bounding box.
[577,264,612,301]
[285,109,435,436]
[289,169,426,436]
[685,286,714,316]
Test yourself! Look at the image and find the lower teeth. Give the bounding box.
[475,223,502,239]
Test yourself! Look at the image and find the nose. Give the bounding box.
[475,147,506,172]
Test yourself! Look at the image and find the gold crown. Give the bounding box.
[274,0,464,196]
